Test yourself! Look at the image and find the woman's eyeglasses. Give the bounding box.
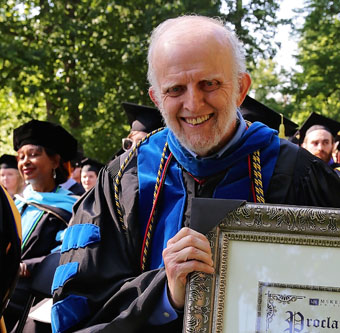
[122,138,134,151]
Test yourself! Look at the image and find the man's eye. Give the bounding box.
[167,86,184,97]
[200,80,220,91]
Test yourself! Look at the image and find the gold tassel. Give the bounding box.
[278,113,286,139]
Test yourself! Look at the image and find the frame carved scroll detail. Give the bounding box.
[183,202,340,333]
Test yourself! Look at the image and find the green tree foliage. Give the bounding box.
[0,0,283,162]
[248,58,298,123]
[290,0,340,122]
[0,0,222,161]
[223,0,286,62]
[0,88,46,156]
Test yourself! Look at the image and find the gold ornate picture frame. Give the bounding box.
[183,198,340,333]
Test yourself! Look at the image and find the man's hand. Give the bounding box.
[162,227,214,309]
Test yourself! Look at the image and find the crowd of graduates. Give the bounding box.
[1,97,339,332]
[0,101,166,332]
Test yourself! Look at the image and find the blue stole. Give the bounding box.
[16,185,76,249]
[138,123,280,269]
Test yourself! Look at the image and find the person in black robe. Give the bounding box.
[4,120,78,332]
[60,153,86,196]
[80,158,104,192]
[0,185,21,333]
[110,102,164,160]
[292,112,340,176]
[52,15,340,333]
[0,154,25,198]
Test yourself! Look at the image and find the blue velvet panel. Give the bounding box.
[51,295,90,333]
[52,262,79,293]
[61,223,100,253]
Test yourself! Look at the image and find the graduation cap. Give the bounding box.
[240,96,298,138]
[13,119,78,162]
[80,158,104,175]
[0,154,18,170]
[336,131,340,141]
[122,102,164,133]
[292,112,340,145]
[71,151,85,168]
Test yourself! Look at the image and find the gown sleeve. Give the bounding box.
[22,211,69,273]
[52,156,183,333]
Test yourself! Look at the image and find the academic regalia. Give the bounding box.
[0,185,21,331]
[291,112,340,176]
[60,178,85,196]
[0,154,21,199]
[52,119,340,333]
[123,102,164,133]
[60,152,86,195]
[0,154,18,170]
[69,182,85,196]
[110,102,164,161]
[291,112,340,146]
[4,186,76,331]
[80,158,104,176]
[4,120,78,331]
[17,186,76,270]
[240,95,298,138]
[13,119,77,162]
[332,131,340,175]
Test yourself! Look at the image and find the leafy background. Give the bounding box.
[0,0,339,162]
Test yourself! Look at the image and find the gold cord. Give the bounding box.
[251,150,265,203]
[114,128,164,231]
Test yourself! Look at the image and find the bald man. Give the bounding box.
[53,16,340,333]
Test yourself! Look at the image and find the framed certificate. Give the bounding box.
[183,198,340,333]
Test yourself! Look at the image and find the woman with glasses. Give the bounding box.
[111,102,164,160]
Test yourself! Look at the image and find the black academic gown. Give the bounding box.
[53,139,340,333]
[0,186,21,318]
[4,204,72,332]
[68,182,85,196]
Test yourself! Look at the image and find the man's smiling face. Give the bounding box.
[149,24,249,157]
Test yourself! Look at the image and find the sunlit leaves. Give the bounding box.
[291,0,340,120]
[0,0,285,161]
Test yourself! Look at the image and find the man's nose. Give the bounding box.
[183,86,204,112]
[317,143,324,150]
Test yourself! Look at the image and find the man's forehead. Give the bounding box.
[155,22,227,52]
[153,32,231,74]
[306,129,333,141]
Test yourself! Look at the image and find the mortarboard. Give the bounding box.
[80,158,104,175]
[240,96,298,138]
[292,112,340,145]
[122,102,164,133]
[335,132,340,144]
[71,151,85,168]
[0,154,18,170]
[13,119,78,162]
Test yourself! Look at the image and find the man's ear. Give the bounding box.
[149,87,160,108]
[236,73,252,107]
